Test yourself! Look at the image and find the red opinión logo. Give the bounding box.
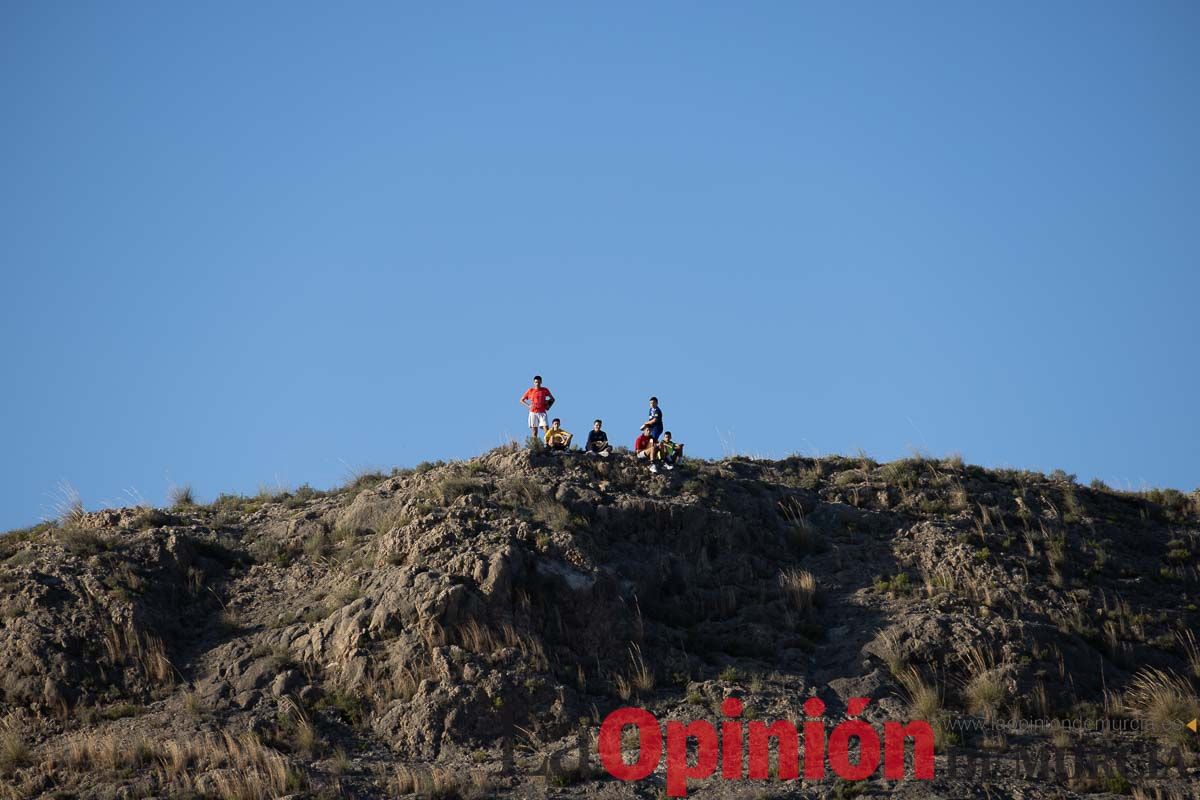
[597,696,935,797]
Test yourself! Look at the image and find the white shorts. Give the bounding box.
[528,411,548,429]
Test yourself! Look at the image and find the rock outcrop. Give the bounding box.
[0,448,1197,798]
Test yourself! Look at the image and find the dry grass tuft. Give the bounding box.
[897,667,950,748]
[49,729,306,799]
[875,628,907,677]
[392,764,492,798]
[627,644,654,694]
[52,480,85,525]
[0,722,30,775]
[1124,667,1200,748]
[102,618,176,687]
[1177,629,1200,681]
[961,647,1008,722]
[168,483,195,507]
[778,568,817,613]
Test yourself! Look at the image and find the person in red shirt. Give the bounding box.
[520,375,555,446]
[634,424,659,473]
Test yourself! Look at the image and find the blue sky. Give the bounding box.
[2,2,1197,529]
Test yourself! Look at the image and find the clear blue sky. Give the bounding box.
[2,2,1197,530]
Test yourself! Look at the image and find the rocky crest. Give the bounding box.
[0,447,1197,798]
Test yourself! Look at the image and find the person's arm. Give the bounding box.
[565,433,573,445]
[520,390,531,408]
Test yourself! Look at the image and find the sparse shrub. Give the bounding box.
[1165,548,1191,564]
[56,526,106,557]
[303,604,330,623]
[719,666,740,683]
[831,778,866,799]
[1049,469,1076,484]
[941,453,964,470]
[183,690,205,717]
[795,466,822,490]
[498,476,542,507]
[0,524,50,562]
[532,498,571,531]
[919,497,949,516]
[429,476,481,505]
[303,526,334,559]
[330,746,352,776]
[874,572,912,597]
[318,690,368,728]
[341,468,389,494]
[267,647,298,673]
[879,460,920,489]
[100,703,143,720]
[169,484,195,507]
[833,469,867,487]
[284,484,324,508]
[1090,478,1110,491]
[0,727,30,774]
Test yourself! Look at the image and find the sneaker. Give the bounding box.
[649,464,659,473]
[599,449,609,458]
[663,463,674,470]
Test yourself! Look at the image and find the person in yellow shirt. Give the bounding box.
[544,418,573,451]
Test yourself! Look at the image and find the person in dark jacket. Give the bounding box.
[585,419,612,456]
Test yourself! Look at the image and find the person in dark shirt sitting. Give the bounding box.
[585,419,612,457]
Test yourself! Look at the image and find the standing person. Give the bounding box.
[520,375,555,446]
[585,419,612,456]
[544,418,573,451]
[645,396,664,441]
[635,424,659,473]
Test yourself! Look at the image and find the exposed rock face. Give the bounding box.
[0,448,1197,798]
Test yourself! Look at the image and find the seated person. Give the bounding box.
[544,418,573,451]
[634,424,660,473]
[658,431,684,469]
[585,419,612,456]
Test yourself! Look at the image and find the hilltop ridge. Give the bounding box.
[0,446,1198,798]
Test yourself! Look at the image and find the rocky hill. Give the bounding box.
[0,447,1197,799]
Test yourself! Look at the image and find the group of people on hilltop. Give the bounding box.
[519,375,684,473]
